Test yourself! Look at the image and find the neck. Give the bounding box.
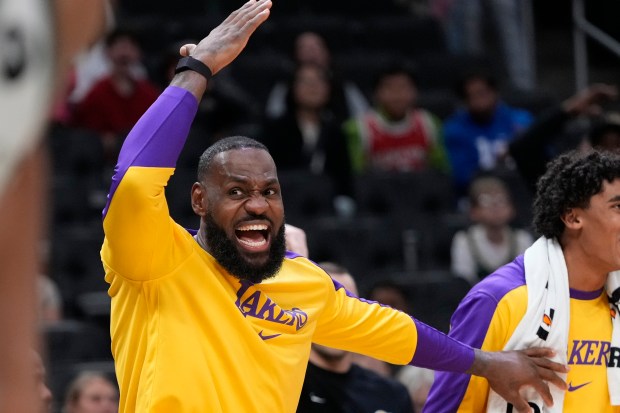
[111,74,135,97]
[194,227,210,253]
[484,225,506,245]
[561,237,609,291]
[296,108,320,124]
[308,350,352,374]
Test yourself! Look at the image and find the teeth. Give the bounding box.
[238,238,267,247]
[237,224,268,231]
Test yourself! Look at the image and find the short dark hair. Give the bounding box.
[105,28,140,48]
[366,279,409,301]
[197,136,268,181]
[373,62,418,91]
[455,72,497,100]
[533,149,620,239]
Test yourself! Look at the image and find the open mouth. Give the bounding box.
[235,223,271,252]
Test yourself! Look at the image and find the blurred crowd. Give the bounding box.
[35,0,620,412]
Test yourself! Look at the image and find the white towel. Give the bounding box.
[486,237,620,412]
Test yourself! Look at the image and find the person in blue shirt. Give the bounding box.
[444,72,533,195]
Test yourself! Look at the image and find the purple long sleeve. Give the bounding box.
[410,317,475,373]
[102,86,198,219]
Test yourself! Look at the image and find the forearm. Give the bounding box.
[409,318,475,373]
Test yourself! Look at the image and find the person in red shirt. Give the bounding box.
[72,29,159,157]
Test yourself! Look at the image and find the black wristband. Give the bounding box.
[175,56,213,81]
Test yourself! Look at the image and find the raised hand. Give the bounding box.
[179,0,272,75]
[470,347,568,413]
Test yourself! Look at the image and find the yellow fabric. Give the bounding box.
[456,285,619,412]
[102,166,418,413]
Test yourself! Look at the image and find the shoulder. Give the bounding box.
[468,255,526,304]
[279,253,334,284]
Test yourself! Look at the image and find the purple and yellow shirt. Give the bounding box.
[425,255,620,412]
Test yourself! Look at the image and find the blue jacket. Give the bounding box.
[444,102,533,191]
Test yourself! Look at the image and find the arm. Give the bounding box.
[101,0,272,280]
[509,84,618,192]
[316,276,566,413]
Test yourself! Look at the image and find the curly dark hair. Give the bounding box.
[533,149,620,239]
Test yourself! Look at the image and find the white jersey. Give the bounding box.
[0,0,53,194]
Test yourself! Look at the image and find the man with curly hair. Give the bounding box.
[426,149,620,412]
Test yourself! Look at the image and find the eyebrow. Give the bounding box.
[607,195,620,203]
[226,175,279,186]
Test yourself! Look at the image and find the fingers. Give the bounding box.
[226,0,259,25]
[179,44,197,57]
[241,6,271,36]
[529,378,554,407]
[230,0,271,27]
[511,398,533,413]
[522,347,555,358]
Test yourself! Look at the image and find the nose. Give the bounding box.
[244,193,269,215]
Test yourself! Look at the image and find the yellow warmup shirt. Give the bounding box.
[101,87,475,413]
[424,255,620,412]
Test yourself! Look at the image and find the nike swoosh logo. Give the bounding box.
[258,330,281,341]
[567,381,592,392]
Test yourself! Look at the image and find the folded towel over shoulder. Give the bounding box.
[486,237,620,412]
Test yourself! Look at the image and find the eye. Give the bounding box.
[264,187,279,197]
[228,188,244,197]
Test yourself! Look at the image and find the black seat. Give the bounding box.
[306,217,404,281]
[277,171,337,226]
[359,16,446,57]
[354,170,456,226]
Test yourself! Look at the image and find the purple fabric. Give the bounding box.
[102,86,198,219]
[409,317,475,373]
[423,255,527,413]
[285,251,303,259]
[570,287,604,300]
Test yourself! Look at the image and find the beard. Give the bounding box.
[204,212,286,284]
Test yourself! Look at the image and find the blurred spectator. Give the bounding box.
[443,0,535,91]
[343,65,448,174]
[63,372,118,413]
[71,29,159,158]
[297,262,414,413]
[266,31,368,122]
[38,275,62,324]
[509,83,619,192]
[68,1,119,104]
[450,175,532,285]
[367,280,410,313]
[260,63,354,197]
[444,72,533,195]
[395,365,434,413]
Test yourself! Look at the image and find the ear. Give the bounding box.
[191,182,208,217]
[560,208,583,230]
